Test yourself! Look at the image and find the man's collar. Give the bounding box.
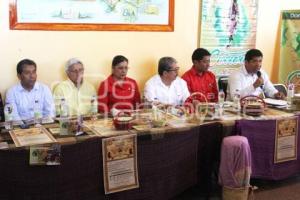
[158,74,175,87]
[17,82,39,92]
[67,78,83,88]
[242,65,254,76]
[108,74,128,83]
[191,65,205,76]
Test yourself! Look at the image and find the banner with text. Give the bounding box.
[279,10,300,84]
[200,0,258,76]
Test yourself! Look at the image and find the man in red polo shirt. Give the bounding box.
[182,48,218,102]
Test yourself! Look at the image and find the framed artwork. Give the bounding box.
[9,0,174,31]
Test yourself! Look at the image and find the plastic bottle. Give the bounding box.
[214,103,223,118]
[4,103,13,129]
[152,98,159,120]
[233,90,241,112]
[90,95,98,120]
[59,98,69,135]
[218,89,225,104]
[60,98,69,118]
[287,83,294,108]
[33,100,41,125]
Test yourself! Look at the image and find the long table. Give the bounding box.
[0,108,299,199]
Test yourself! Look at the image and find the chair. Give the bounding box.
[218,136,252,200]
[264,84,287,98]
[0,93,4,122]
[218,76,229,100]
[273,83,287,96]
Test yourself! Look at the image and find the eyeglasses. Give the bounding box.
[167,67,180,72]
[115,66,129,70]
[69,68,84,74]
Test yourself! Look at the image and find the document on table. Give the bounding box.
[83,119,115,136]
[264,98,287,107]
[10,127,56,147]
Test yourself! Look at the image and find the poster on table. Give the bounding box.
[200,0,258,76]
[10,127,57,147]
[278,10,300,84]
[29,143,61,166]
[274,117,298,163]
[102,133,139,194]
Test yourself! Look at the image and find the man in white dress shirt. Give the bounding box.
[144,57,190,106]
[228,49,285,100]
[5,59,55,121]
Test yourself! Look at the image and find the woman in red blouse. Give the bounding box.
[97,55,141,113]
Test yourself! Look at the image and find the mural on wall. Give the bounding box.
[10,0,174,31]
[200,0,259,76]
[17,0,169,24]
[279,10,300,84]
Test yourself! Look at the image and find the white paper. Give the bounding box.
[17,134,54,147]
[264,98,287,106]
[277,136,296,160]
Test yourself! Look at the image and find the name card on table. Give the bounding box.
[274,117,298,163]
[83,119,115,136]
[102,133,139,194]
[10,127,57,147]
[29,143,61,166]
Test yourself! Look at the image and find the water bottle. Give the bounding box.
[214,103,223,118]
[4,103,13,129]
[60,98,69,118]
[218,89,225,104]
[142,95,151,109]
[75,114,84,136]
[59,98,69,135]
[233,90,241,112]
[90,95,98,120]
[34,100,41,125]
[152,98,159,120]
[287,83,294,108]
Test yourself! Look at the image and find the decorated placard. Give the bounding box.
[102,133,139,194]
[274,117,298,163]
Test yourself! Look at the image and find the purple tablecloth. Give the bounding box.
[197,122,223,197]
[236,116,300,180]
[0,127,199,200]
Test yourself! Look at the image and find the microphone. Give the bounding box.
[256,71,264,89]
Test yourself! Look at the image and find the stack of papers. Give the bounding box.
[264,98,287,108]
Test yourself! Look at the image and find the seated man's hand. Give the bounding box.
[253,77,264,89]
[274,92,285,100]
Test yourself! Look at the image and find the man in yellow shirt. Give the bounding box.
[53,58,96,116]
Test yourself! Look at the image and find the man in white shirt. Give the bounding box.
[228,49,285,100]
[144,57,190,106]
[5,59,55,121]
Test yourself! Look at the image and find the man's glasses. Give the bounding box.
[167,67,180,72]
[69,68,84,74]
[115,66,129,70]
